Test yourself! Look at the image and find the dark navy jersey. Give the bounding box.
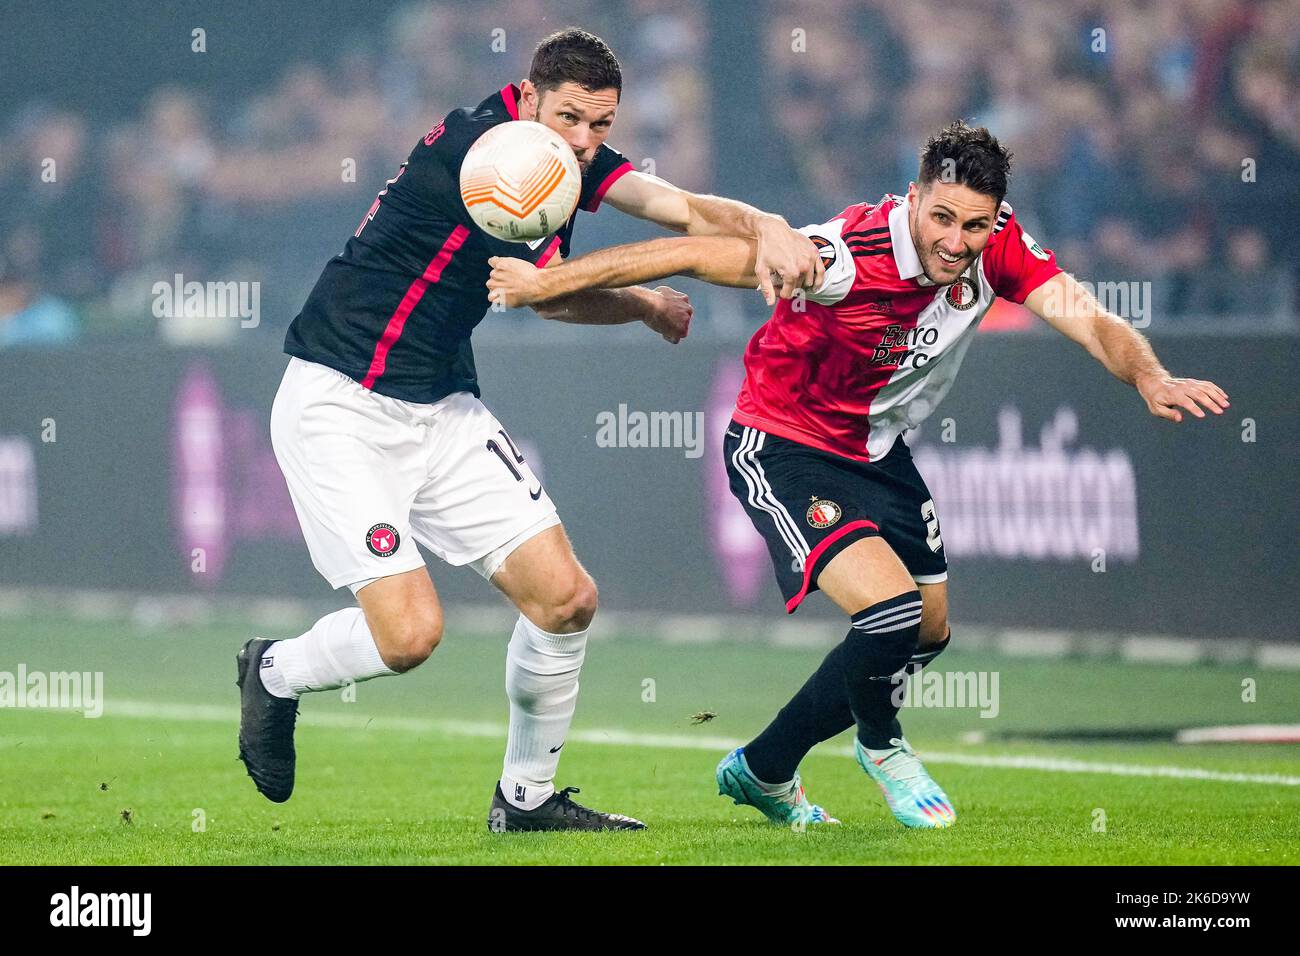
[284,83,633,403]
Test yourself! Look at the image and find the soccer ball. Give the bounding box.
[459,120,581,242]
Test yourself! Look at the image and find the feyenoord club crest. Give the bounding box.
[945,276,979,311]
[806,498,842,529]
[366,523,400,557]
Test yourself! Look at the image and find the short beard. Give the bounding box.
[909,214,942,284]
[909,209,969,282]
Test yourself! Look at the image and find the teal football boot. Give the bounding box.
[854,736,956,828]
[716,747,839,827]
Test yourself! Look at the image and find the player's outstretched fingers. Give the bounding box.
[1198,379,1230,406]
[1175,392,1207,418]
[1189,386,1225,414]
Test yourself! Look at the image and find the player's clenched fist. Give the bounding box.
[645,286,692,344]
[486,256,545,308]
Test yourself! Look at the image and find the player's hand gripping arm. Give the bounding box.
[493,253,696,344]
[1023,273,1230,422]
[601,171,821,304]
[488,234,759,308]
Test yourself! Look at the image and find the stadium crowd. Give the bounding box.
[0,0,1295,348]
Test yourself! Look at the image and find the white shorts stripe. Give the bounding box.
[733,427,808,562]
[732,428,805,563]
[742,428,809,558]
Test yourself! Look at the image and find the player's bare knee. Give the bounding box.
[379,612,443,672]
[536,572,598,633]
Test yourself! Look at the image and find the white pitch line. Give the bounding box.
[105,699,1300,787]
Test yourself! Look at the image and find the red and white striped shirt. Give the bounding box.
[733,193,1061,461]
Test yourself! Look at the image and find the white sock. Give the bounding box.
[500,613,588,810]
[742,752,797,796]
[259,607,396,698]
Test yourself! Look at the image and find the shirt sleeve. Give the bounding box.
[798,219,856,305]
[981,204,1062,303]
[580,144,634,213]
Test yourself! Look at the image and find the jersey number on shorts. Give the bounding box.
[921,499,943,553]
[486,429,527,481]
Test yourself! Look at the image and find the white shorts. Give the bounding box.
[270,357,559,591]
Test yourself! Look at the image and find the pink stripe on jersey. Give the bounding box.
[501,85,520,120]
[360,225,471,390]
[535,234,563,268]
[585,161,633,212]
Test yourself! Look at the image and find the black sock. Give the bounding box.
[744,642,855,785]
[880,631,952,743]
[842,592,923,750]
[743,605,943,782]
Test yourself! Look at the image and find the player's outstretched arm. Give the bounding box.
[487,235,758,309]
[601,171,821,304]
[1024,272,1230,423]
[483,249,701,344]
[526,283,695,344]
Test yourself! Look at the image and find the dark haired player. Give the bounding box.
[487,121,1229,829]
[239,28,824,832]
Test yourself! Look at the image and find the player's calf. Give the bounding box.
[916,581,949,649]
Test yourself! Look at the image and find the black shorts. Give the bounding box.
[723,421,947,612]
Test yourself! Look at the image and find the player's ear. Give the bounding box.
[518,79,538,119]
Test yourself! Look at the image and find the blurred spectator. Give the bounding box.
[761,0,1299,328]
[0,256,78,347]
[0,0,1295,345]
[1187,226,1295,321]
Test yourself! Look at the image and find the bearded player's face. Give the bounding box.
[907,180,1000,285]
[519,81,618,172]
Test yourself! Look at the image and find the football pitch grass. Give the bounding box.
[2,610,1298,865]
